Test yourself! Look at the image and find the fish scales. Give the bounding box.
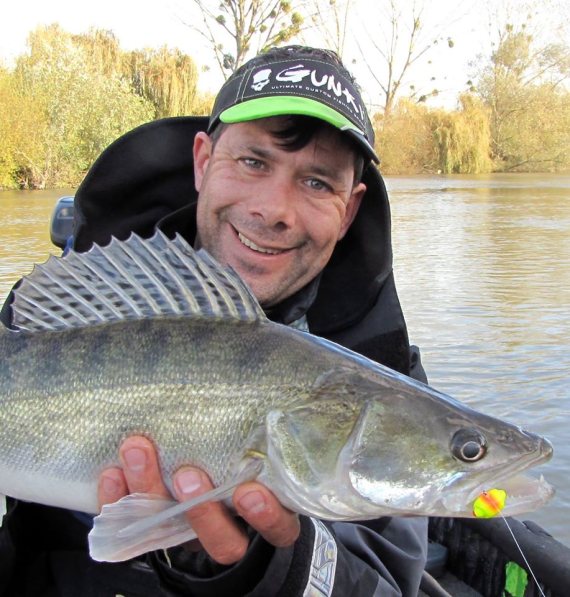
[0,315,349,504]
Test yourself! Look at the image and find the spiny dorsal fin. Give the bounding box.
[12,232,266,332]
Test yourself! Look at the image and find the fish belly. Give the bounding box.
[0,463,98,514]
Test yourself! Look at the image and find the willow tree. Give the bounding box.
[373,100,438,173]
[13,24,154,188]
[431,94,493,173]
[178,0,305,77]
[0,66,46,188]
[74,27,124,76]
[475,2,570,170]
[124,47,209,118]
[72,29,210,118]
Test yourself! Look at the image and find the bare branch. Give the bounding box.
[176,0,306,76]
[353,0,474,116]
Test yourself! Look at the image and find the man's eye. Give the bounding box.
[306,179,331,192]
[243,158,264,169]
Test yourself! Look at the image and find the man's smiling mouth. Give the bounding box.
[238,231,285,255]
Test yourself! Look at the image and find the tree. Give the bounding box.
[373,99,437,173]
[304,0,355,59]
[0,66,45,188]
[352,0,467,117]
[177,0,305,78]
[13,24,155,188]
[124,46,211,118]
[475,3,570,170]
[73,29,212,118]
[1,24,213,189]
[431,94,493,173]
[373,94,493,174]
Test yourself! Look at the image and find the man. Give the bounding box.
[1,46,427,596]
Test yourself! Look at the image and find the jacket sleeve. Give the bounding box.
[149,515,427,597]
[0,499,18,595]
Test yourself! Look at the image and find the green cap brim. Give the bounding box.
[220,96,379,163]
[220,96,362,134]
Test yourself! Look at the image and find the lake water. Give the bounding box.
[1,173,569,547]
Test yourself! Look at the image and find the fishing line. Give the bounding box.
[483,491,546,597]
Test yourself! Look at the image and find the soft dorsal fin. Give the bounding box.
[12,232,266,332]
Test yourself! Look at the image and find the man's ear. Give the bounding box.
[193,132,212,192]
[338,183,366,241]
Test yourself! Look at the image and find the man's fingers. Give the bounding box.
[234,482,300,548]
[173,467,249,565]
[98,436,171,511]
[99,440,300,565]
[98,467,128,511]
[119,436,171,498]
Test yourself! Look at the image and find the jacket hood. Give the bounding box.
[73,116,394,334]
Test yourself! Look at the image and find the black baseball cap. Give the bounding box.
[208,53,380,164]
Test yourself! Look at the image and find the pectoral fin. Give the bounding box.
[89,457,265,562]
[89,493,195,562]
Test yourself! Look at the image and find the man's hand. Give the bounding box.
[98,436,300,565]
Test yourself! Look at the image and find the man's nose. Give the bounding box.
[249,176,298,229]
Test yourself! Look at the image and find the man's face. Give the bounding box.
[193,117,366,307]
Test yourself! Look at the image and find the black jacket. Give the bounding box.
[0,117,428,597]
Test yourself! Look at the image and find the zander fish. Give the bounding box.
[0,232,554,562]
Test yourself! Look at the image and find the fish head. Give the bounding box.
[265,366,554,520]
[344,371,555,518]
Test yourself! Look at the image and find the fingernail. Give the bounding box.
[102,475,120,494]
[124,448,147,472]
[177,470,202,495]
[238,491,266,515]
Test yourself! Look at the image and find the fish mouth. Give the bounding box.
[444,436,555,517]
[478,473,555,516]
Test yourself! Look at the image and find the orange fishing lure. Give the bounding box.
[473,489,507,518]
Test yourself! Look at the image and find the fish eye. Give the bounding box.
[451,428,488,462]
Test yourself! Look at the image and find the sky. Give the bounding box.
[0,1,206,63]
[0,0,491,109]
[0,1,218,77]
